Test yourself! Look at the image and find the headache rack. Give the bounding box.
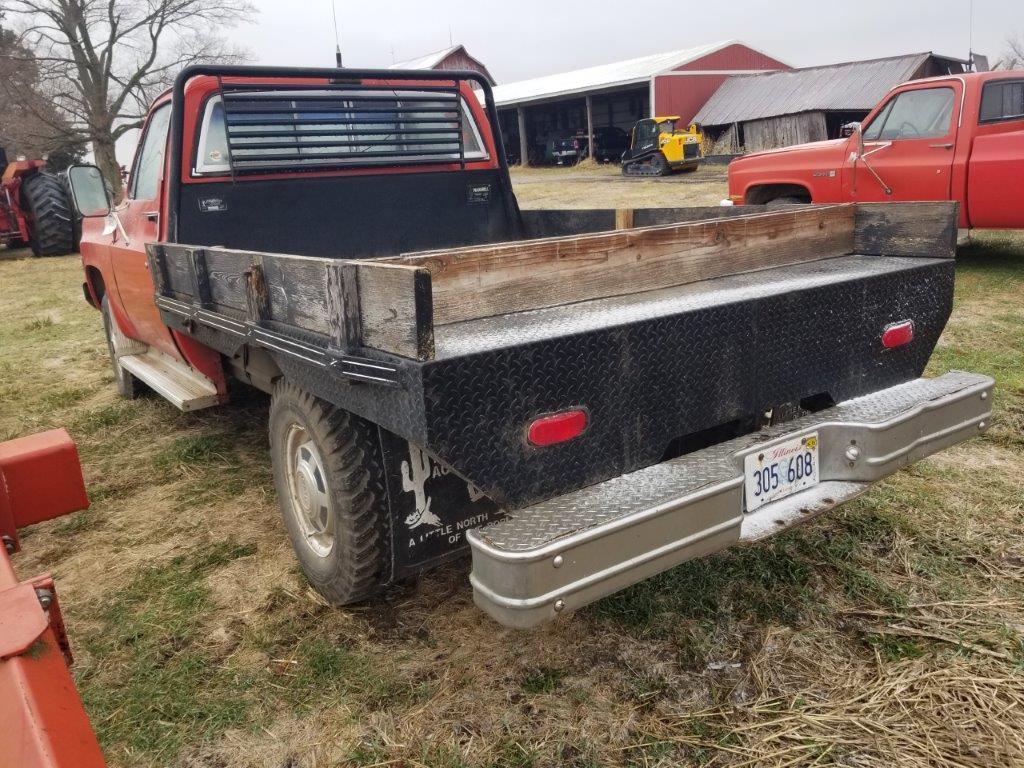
[167,65,510,241]
[215,83,470,173]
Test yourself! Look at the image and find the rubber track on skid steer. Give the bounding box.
[622,152,667,177]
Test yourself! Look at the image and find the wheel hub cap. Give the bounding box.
[285,427,333,558]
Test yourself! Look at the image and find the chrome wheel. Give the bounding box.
[284,423,334,558]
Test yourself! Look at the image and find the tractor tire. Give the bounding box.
[766,195,810,209]
[101,296,142,398]
[22,172,74,257]
[269,380,388,605]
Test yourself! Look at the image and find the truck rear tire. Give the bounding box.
[21,172,74,257]
[101,296,141,398]
[269,380,388,605]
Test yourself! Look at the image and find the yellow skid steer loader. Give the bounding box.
[621,117,703,177]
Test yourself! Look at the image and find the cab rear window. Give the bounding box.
[979,80,1024,123]
[193,87,488,175]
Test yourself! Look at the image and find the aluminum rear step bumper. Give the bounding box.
[467,372,993,629]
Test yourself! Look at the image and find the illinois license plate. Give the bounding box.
[744,432,819,512]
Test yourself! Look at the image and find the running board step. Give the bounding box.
[119,350,221,412]
[467,372,994,629]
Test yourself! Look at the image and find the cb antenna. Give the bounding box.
[968,0,974,70]
[332,0,343,68]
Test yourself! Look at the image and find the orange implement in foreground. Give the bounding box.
[0,429,106,768]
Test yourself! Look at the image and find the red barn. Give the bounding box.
[490,40,788,165]
[390,44,496,86]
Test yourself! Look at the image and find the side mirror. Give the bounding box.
[66,164,112,218]
[840,121,860,138]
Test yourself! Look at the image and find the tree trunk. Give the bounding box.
[92,136,124,202]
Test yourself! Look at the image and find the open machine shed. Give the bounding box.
[491,40,788,165]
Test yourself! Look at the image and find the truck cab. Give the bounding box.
[728,71,1024,229]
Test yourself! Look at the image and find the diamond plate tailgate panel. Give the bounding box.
[421,255,954,508]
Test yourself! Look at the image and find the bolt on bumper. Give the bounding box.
[467,371,994,629]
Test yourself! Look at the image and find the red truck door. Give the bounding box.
[843,83,960,203]
[107,103,181,360]
[966,77,1024,229]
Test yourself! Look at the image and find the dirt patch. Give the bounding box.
[511,163,730,209]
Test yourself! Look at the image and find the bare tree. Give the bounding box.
[995,33,1024,70]
[1,0,254,189]
[0,13,84,165]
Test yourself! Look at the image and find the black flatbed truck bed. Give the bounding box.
[147,201,993,626]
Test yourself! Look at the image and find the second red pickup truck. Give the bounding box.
[727,71,1024,230]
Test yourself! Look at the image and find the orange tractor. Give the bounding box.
[0,146,75,257]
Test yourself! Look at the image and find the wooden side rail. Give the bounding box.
[148,245,434,360]
[388,204,857,326]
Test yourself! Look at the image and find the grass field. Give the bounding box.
[1,172,1022,767]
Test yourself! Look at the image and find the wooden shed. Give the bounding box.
[694,53,969,154]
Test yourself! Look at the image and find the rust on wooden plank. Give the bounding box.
[244,255,270,323]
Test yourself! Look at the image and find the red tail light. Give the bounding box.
[882,320,914,349]
[528,410,588,446]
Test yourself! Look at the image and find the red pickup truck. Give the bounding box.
[60,65,992,629]
[727,71,1024,230]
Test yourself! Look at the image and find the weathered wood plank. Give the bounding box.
[186,246,433,359]
[615,208,634,230]
[158,243,197,298]
[633,205,779,227]
[854,202,958,259]
[387,204,857,326]
[203,248,250,312]
[325,262,362,351]
[262,257,332,335]
[355,261,434,360]
[188,248,212,307]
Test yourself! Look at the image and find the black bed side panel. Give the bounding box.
[418,259,955,509]
[177,169,516,259]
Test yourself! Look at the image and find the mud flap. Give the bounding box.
[378,429,503,580]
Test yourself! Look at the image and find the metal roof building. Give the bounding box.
[490,40,789,165]
[694,52,968,152]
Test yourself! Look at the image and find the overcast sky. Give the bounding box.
[242,0,1018,76]
[114,0,1021,163]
